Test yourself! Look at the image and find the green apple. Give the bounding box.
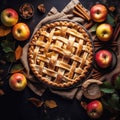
[96,23,113,42]
[12,22,30,41]
[0,8,18,27]
[9,73,27,91]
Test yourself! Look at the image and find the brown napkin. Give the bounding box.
[21,0,89,99]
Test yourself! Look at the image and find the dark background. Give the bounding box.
[0,0,115,120]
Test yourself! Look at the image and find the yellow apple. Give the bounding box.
[96,23,113,42]
[0,8,18,27]
[12,22,30,41]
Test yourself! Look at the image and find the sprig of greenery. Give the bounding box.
[100,75,120,119]
[0,34,16,62]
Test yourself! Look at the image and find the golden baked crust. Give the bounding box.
[28,21,93,88]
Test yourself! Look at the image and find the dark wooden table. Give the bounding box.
[0,0,117,120]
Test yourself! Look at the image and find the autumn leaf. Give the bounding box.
[0,89,4,96]
[15,45,23,60]
[28,97,44,108]
[10,63,24,73]
[45,100,58,108]
[80,101,87,110]
[0,25,11,37]
[0,81,4,86]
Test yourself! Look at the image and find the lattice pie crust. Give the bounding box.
[28,21,93,88]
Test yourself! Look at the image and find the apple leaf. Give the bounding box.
[115,75,120,89]
[89,23,98,32]
[28,97,44,108]
[101,98,109,107]
[106,14,116,27]
[45,100,58,109]
[108,93,120,111]
[100,81,115,94]
[5,52,16,63]
[2,47,13,53]
[0,38,15,50]
[10,63,24,73]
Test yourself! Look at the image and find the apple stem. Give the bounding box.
[8,13,12,17]
[17,79,22,83]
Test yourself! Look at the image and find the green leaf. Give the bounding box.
[0,39,15,50]
[108,93,120,111]
[106,14,116,27]
[100,81,115,93]
[2,47,13,53]
[5,52,15,63]
[101,98,109,107]
[115,75,120,89]
[89,23,98,32]
[100,88,115,93]
[10,63,24,73]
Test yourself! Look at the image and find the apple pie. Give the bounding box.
[28,21,93,88]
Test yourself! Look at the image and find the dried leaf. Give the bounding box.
[28,97,44,108]
[0,89,4,96]
[0,25,11,37]
[80,101,87,110]
[45,100,58,109]
[0,81,4,86]
[15,45,23,60]
[0,69,4,74]
[10,63,24,73]
[109,6,116,12]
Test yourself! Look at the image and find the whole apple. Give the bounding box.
[12,22,30,41]
[90,4,108,22]
[9,73,27,91]
[96,23,113,42]
[95,49,112,68]
[86,100,103,119]
[0,8,18,27]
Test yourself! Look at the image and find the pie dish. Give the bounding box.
[28,21,93,89]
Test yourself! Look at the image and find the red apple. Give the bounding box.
[90,4,108,22]
[95,49,112,68]
[0,8,18,27]
[12,22,30,41]
[96,23,113,42]
[86,100,103,119]
[9,73,27,91]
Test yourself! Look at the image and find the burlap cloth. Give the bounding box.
[21,0,120,100]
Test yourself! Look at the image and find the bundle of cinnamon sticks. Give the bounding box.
[73,3,91,21]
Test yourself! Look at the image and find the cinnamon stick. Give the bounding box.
[112,22,120,41]
[73,10,85,19]
[77,4,91,21]
[84,21,94,29]
[73,3,91,21]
